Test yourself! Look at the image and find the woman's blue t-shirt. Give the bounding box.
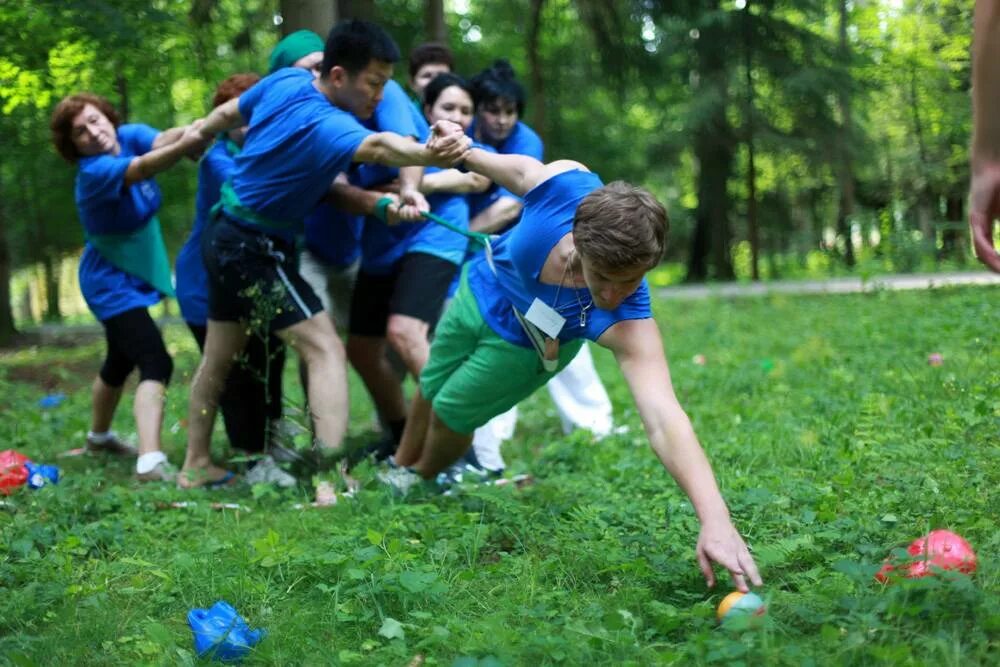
[358,98,481,274]
[466,169,652,348]
[175,139,237,325]
[75,123,163,321]
[230,68,372,238]
[467,120,543,219]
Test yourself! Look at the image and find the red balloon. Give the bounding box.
[876,530,977,582]
[0,449,30,495]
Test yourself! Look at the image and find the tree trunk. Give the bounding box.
[281,0,337,36]
[941,195,965,261]
[337,0,373,22]
[742,3,759,281]
[686,8,735,282]
[115,69,129,123]
[835,0,856,268]
[0,208,16,345]
[42,251,61,322]
[425,0,447,43]
[527,0,546,140]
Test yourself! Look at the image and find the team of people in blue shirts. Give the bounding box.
[51,20,762,592]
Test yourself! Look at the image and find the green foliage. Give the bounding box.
[0,0,981,299]
[0,286,997,664]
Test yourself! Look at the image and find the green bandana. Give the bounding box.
[87,216,175,297]
[268,30,324,73]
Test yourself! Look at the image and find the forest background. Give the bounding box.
[0,0,981,344]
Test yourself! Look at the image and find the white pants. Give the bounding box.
[468,342,612,471]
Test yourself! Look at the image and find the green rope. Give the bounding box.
[420,209,491,246]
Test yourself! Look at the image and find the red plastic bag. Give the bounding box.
[0,450,30,495]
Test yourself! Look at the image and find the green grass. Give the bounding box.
[1,286,998,666]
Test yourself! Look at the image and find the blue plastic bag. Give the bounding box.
[188,600,265,662]
[25,462,59,489]
[37,393,66,409]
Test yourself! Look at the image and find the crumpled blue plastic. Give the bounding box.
[37,393,66,409]
[187,600,265,662]
[25,462,59,489]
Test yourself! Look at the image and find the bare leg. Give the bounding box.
[346,335,407,422]
[413,410,474,479]
[90,376,123,433]
[394,388,432,467]
[385,314,431,377]
[181,320,248,486]
[279,313,349,450]
[133,380,166,456]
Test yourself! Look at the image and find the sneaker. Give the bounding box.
[244,456,297,488]
[86,431,138,457]
[436,462,491,487]
[135,453,178,483]
[269,442,308,465]
[377,459,427,496]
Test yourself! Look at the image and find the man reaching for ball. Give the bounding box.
[389,148,763,592]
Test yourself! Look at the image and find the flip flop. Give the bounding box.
[204,471,238,489]
[177,468,239,490]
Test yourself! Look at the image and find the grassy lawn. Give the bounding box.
[1,286,998,665]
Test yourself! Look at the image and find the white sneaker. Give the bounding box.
[377,463,424,496]
[244,456,296,488]
[135,451,177,483]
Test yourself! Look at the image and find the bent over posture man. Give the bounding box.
[393,149,763,591]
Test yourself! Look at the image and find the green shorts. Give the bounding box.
[420,267,583,434]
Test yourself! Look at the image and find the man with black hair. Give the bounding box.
[179,20,470,488]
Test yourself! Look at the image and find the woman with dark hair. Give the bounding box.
[461,60,615,476]
[175,73,295,488]
[50,93,207,481]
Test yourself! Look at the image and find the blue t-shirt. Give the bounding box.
[230,68,372,238]
[303,79,417,266]
[467,120,544,220]
[75,123,163,321]
[360,104,488,273]
[467,169,651,348]
[176,139,238,325]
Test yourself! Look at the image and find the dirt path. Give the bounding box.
[657,271,1000,300]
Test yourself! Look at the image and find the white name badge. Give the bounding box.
[524,298,565,339]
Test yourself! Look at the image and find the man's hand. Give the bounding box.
[425,120,471,167]
[181,119,211,160]
[696,518,763,593]
[969,159,1000,272]
[397,184,430,222]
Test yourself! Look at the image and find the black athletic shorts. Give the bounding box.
[100,307,173,387]
[202,215,323,332]
[348,252,458,337]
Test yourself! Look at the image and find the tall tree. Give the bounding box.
[526,0,547,140]
[280,0,336,36]
[425,0,447,43]
[835,0,856,267]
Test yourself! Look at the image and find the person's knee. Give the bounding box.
[295,323,345,367]
[386,316,428,358]
[99,354,133,388]
[137,348,173,386]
